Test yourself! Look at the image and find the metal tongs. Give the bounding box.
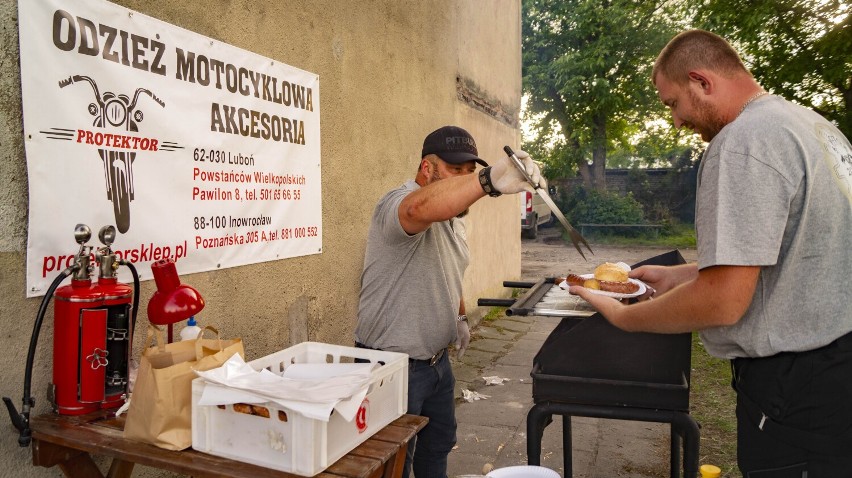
[504,146,594,261]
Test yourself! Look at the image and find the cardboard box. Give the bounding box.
[192,342,408,475]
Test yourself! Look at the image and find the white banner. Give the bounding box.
[18,0,322,297]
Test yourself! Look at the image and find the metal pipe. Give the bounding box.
[3,266,75,447]
[502,281,536,288]
[477,299,516,307]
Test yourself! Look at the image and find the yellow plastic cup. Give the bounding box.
[700,464,721,478]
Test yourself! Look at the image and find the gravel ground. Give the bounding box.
[520,227,697,281]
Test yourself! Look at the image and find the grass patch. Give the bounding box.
[690,332,740,477]
[480,307,504,322]
[566,222,697,248]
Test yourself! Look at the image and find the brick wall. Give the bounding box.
[556,167,698,223]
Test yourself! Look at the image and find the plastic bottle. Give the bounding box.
[179,316,202,341]
[699,464,721,478]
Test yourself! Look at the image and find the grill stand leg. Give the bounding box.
[526,403,548,466]
[525,401,700,478]
[562,414,572,477]
[524,407,577,476]
[670,426,682,478]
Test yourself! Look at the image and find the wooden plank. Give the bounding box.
[30,413,314,478]
[348,439,397,464]
[386,414,428,433]
[323,454,382,478]
[29,413,426,478]
[32,438,87,468]
[577,223,662,228]
[577,223,662,238]
[371,425,413,445]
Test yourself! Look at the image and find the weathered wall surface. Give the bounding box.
[0,1,521,475]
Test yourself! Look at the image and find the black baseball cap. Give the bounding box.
[421,126,488,167]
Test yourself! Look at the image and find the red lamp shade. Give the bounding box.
[147,258,205,325]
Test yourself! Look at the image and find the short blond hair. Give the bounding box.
[652,29,751,86]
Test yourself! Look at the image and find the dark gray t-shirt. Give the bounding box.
[355,180,469,360]
[697,95,852,358]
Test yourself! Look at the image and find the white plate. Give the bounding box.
[558,273,647,299]
[487,466,561,478]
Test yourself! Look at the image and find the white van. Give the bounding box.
[520,177,554,239]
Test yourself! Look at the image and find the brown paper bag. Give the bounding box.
[124,324,244,450]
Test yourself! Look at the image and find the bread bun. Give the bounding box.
[594,262,628,282]
[583,278,600,290]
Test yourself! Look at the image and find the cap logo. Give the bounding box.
[446,136,476,151]
[422,126,487,166]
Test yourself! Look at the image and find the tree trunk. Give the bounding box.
[841,86,851,139]
[590,112,607,191]
[577,161,592,189]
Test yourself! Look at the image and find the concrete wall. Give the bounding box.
[0,0,522,475]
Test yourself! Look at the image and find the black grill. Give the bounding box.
[532,315,691,411]
[479,250,699,477]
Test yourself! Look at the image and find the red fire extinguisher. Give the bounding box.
[4,224,140,446]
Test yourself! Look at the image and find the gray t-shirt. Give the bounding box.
[696,95,852,358]
[355,180,469,360]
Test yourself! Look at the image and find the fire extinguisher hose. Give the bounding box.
[3,266,76,447]
[119,259,140,336]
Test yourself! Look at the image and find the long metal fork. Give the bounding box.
[503,146,594,261]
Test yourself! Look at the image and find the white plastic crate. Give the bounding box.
[192,342,408,476]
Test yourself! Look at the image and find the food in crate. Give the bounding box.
[191,342,408,476]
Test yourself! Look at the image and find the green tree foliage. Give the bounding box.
[606,121,700,169]
[523,0,850,188]
[692,0,851,137]
[558,186,645,224]
[521,0,682,190]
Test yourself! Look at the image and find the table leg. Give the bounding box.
[58,453,105,478]
[384,445,406,478]
[106,458,135,478]
[33,438,104,478]
[384,432,416,478]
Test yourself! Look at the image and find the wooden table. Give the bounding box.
[30,410,427,478]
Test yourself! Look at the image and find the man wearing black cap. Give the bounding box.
[355,125,541,478]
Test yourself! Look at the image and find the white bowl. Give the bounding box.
[486,465,561,478]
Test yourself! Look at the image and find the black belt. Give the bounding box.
[417,348,446,366]
[355,342,446,367]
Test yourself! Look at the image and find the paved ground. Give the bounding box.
[446,227,698,477]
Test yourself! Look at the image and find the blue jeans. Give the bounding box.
[404,351,457,478]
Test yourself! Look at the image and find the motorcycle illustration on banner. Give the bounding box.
[59,75,165,234]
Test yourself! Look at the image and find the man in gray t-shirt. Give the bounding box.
[355,125,542,478]
[572,30,852,475]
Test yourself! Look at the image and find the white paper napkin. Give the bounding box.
[195,354,376,422]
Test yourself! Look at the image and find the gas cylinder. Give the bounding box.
[51,225,134,415]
